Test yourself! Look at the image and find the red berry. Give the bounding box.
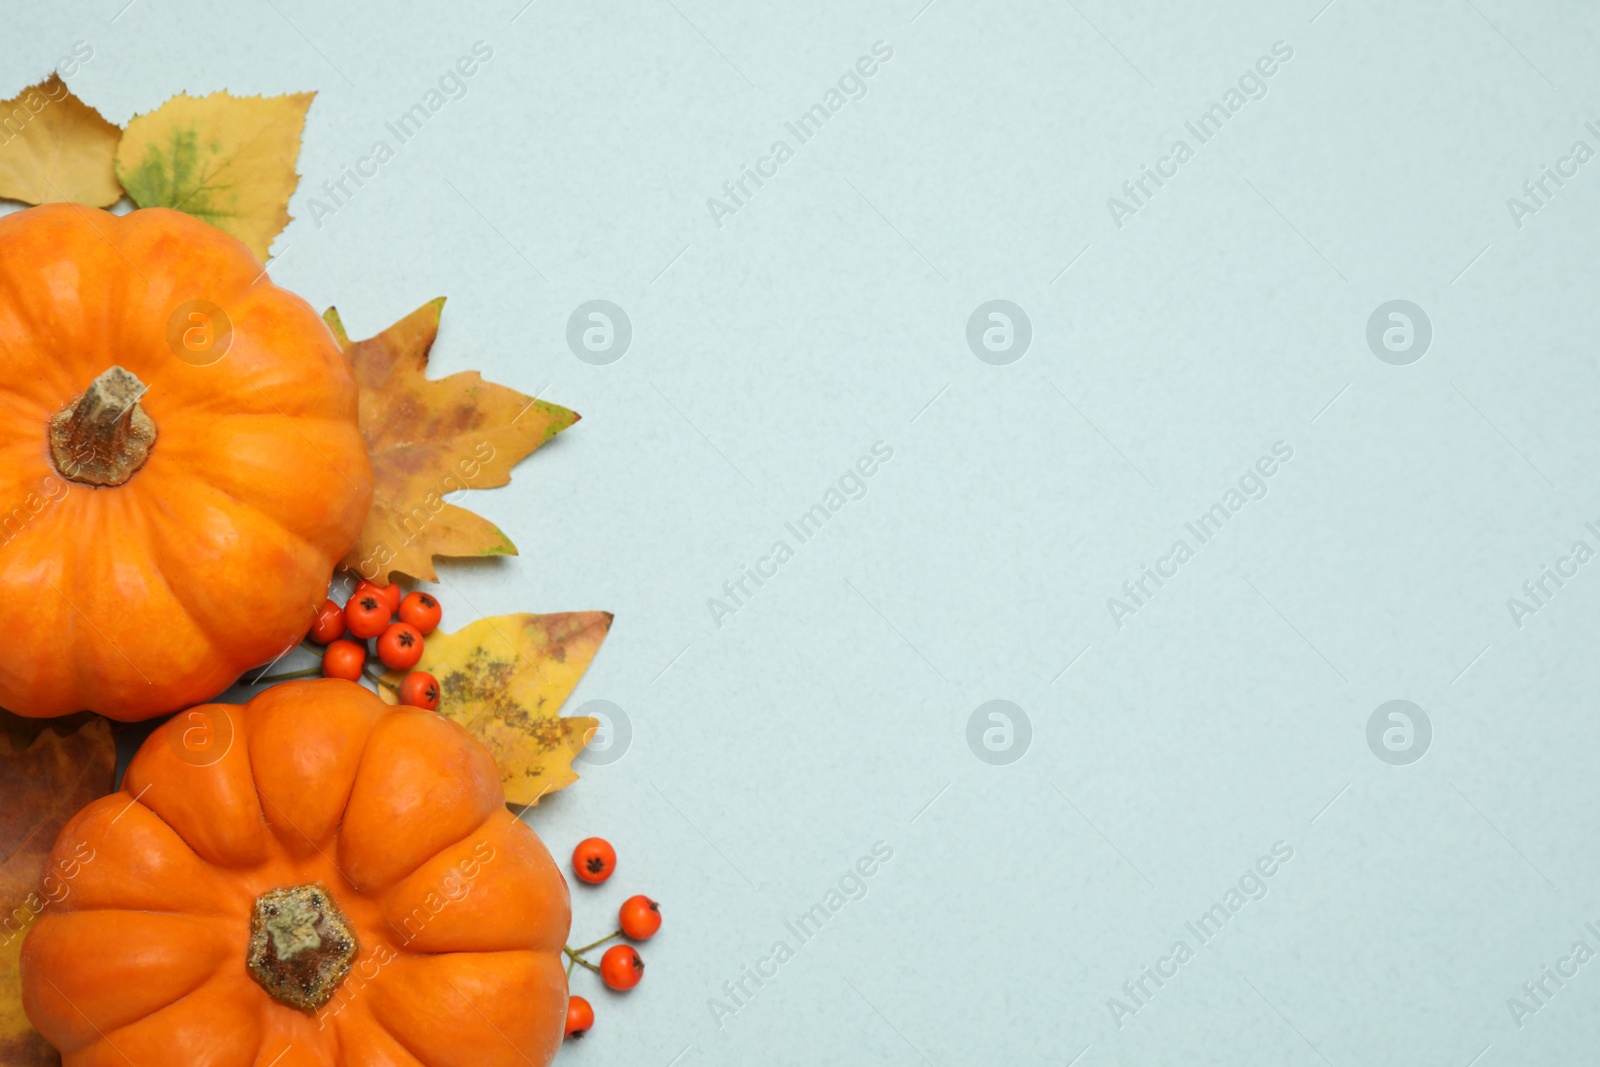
[344,593,390,639]
[355,579,402,615]
[618,895,661,940]
[564,995,594,1039]
[572,838,615,884]
[309,598,345,644]
[399,591,442,634]
[599,945,644,990]
[399,670,440,710]
[322,639,365,681]
[377,622,424,670]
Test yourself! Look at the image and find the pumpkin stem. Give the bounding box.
[48,366,157,487]
[246,884,360,1013]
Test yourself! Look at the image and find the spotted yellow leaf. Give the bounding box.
[382,612,611,807]
[115,90,314,259]
[0,75,122,207]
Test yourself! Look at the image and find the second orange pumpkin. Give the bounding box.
[21,679,571,1065]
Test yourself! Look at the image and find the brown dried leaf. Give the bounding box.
[0,76,122,207]
[381,613,610,806]
[0,712,116,1066]
[325,301,580,584]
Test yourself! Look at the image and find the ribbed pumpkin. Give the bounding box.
[0,204,372,720]
[21,679,571,1066]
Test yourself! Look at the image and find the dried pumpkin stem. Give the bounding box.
[247,884,360,1012]
[49,366,157,487]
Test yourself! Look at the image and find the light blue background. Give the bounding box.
[8,0,1600,1063]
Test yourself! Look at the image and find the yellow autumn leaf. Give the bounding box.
[114,90,314,259]
[0,913,51,1067]
[0,75,121,207]
[382,613,611,807]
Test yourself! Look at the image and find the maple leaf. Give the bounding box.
[381,612,611,806]
[0,712,116,1067]
[0,76,122,207]
[115,90,313,259]
[324,299,580,584]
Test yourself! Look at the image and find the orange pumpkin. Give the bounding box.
[21,679,571,1066]
[0,204,372,721]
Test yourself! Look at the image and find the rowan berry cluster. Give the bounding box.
[562,836,661,1040]
[308,580,442,709]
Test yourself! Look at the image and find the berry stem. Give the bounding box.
[572,931,622,954]
[562,946,600,974]
[250,667,323,685]
[363,667,400,692]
